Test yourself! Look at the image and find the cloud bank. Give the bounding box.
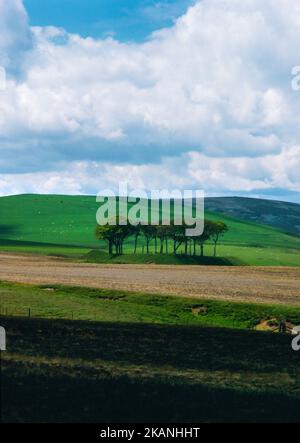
[0,0,300,200]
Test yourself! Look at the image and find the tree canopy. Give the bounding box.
[96,220,228,257]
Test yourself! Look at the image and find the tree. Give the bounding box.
[95,225,118,255]
[133,224,142,254]
[211,222,228,257]
[197,220,215,257]
[140,225,157,254]
[96,218,229,258]
[155,225,170,254]
[96,221,135,255]
[168,224,185,255]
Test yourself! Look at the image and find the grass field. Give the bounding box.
[1,281,300,423]
[2,313,300,423]
[0,239,88,258]
[1,281,300,328]
[86,246,300,266]
[0,194,300,266]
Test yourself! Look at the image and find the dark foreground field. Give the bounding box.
[1,316,300,423]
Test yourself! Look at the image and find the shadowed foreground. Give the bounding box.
[1,317,300,423]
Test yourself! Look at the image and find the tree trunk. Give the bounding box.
[213,234,219,257]
[134,235,138,254]
[160,239,164,254]
[175,241,182,254]
[185,241,188,255]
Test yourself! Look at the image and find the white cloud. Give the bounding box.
[0,0,300,199]
[0,0,32,72]
[1,144,300,198]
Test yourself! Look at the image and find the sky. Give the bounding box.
[24,0,194,41]
[0,0,300,202]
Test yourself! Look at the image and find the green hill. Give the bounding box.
[0,194,299,266]
[206,196,300,235]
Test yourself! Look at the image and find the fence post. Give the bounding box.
[28,308,31,318]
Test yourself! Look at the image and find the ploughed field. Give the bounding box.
[0,253,300,305]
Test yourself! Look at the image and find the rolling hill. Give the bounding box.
[0,194,299,266]
[206,196,300,235]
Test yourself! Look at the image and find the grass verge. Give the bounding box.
[1,280,300,329]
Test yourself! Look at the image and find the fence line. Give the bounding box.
[0,306,81,322]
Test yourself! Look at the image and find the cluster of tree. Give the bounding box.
[96,220,228,257]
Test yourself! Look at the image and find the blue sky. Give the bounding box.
[24,0,194,41]
[0,0,300,202]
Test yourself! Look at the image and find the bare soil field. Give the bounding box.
[0,253,299,305]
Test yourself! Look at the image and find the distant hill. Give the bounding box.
[206,197,300,236]
[0,194,299,265]
[0,193,299,245]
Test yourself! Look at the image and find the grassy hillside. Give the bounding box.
[206,196,300,235]
[0,194,299,265]
[0,194,98,247]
